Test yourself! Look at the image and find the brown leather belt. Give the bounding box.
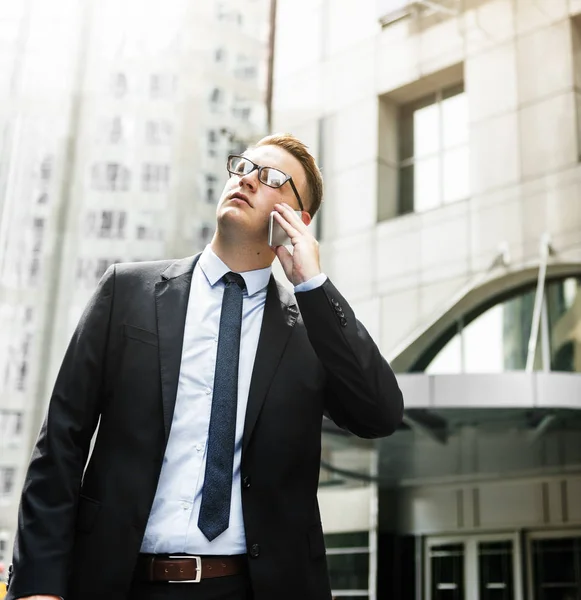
[136,554,247,583]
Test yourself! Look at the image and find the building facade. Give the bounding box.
[272,0,581,598]
[0,0,270,562]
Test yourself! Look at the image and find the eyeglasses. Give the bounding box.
[227,154,304,212]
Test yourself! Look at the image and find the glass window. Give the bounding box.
[430,543,465,600]
[111,72,127,98]
[532,537,581,600]
[325,532,370,549]
[91,163,131,191]
[206,174,217,203]
[85,211,127,239]
[0,467,15,498]
[145,120,172,145]
[478,541,514,600]
[546,277,581,372]
[327,552,369,591]
[419,279,581,374]
[397,84,469,216]
[0,411,24,448]
[142,164,170,192]
[150,73,176,99]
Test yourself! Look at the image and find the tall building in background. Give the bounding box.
[0,0,270,560]
[273,0,581,598]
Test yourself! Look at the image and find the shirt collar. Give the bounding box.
[198,245,272,297]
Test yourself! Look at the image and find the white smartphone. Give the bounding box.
[268,210,302,246]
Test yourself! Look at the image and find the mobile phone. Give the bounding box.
[268,210,302,246]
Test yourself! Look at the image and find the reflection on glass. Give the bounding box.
[325,532,370,549]
[533,537,581,600]
[327,552,370,591]
[478,541,514,600]
[425,288,549,374]
[414,102,440,158]
[426,334,461,374]
[547,277,581,372]
[414,157,440,213]
[430,544,465,600]
[442,92,468,149]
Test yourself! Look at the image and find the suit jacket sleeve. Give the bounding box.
[295,278,403,438]
[7,265,115,600]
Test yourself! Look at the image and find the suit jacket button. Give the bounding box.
[331,298,339,307]
[250,543,260,558]
[340,317,347,327]
[242,476,251,489]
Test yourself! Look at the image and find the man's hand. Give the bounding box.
[271,203,321,286]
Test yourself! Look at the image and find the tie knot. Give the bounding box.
[223,271,246,291]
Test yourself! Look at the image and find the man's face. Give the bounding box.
[215,144,308,242]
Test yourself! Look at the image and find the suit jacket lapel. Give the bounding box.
[243,276,298,453]
[155,253,200,442]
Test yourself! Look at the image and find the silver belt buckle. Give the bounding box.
[168,555,202,583]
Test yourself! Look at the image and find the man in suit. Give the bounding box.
[7,133,403,600]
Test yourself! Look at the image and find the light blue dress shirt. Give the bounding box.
[141,246,326,555]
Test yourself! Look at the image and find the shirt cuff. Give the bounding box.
[294,273,328,293]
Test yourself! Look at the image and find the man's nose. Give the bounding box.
[239,170,258,191]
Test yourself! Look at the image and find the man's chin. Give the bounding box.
[217,211,267,244]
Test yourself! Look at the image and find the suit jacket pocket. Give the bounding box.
[123,323,158,347]
[308,523,326,559]
[76,495,101,533]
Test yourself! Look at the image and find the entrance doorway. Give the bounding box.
[426,534,523,600]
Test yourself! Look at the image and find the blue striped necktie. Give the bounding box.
[198,271,245,541]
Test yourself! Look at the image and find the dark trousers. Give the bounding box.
[128,573,253,600]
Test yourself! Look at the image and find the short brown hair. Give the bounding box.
[253,133,324,217]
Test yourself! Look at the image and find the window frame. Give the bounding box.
[398,83,468,215]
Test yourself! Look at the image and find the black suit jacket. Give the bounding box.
[8,254,403,600]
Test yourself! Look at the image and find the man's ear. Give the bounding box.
[300,211,312,226]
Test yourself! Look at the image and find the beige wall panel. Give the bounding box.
[515,0,569,36]
[376,31,421,95]
[469,191,523,271]
[479,480,545,527]
[546,177,581,237]
[419,201,470,285]
[381,287,422,352]
[320,231,375,302]
[464,0,515,56]
[318,486,374,533]
[401,487,461,533]
[322,41,376,114]
[326,162,378,236]
[325,0,379,57]
[469,111,520,195]
[417,18,464,76]
[418,276,468,322]
[519,92,577,179]
[376,217,421,292]
[516,19,573,105]
[466,41,518,123]
[324,99,379,174]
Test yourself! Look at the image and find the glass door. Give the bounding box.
[426,534,522,600]
[528,530,581,600]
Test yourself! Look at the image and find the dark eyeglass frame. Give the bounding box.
[227,154,304,212]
